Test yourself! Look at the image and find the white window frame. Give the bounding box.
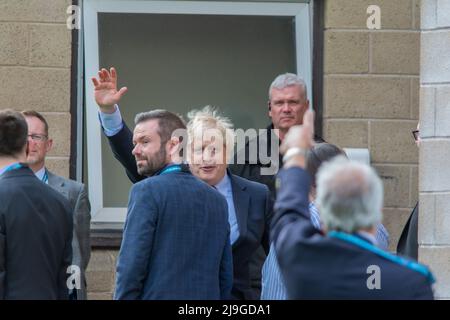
[84,0,313,228]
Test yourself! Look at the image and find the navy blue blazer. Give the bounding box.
[272,167,434,300]
[105,122,272,300]
[0,166,73,299]
[114,166,233,299]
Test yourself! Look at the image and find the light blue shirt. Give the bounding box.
[261,202,321,300]
[34,166,49,184]
[98,104,124,137]
[215,173,239,245]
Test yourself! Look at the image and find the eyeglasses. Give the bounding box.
[28,134,48,142]
[412,130,420,141]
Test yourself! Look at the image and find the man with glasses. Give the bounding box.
[22,110,92,300]
[397,123,421,260]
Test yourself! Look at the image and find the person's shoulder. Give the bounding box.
[48,171,84,192]
[369,247,435,285]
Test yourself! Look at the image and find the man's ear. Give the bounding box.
[46,138,53,154]
[167,136,183,163]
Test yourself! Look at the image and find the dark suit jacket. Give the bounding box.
[114,167,233,299]
[0,165,73,299]
[397,203,418,260]
[104,123,272,300]
[47,170,91,300]
[272,167,434,300]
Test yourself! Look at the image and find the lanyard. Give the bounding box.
[158,164,182,176]
[1,163,24,176]
[328,231,435,283]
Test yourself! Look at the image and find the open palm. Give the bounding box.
[92,67,128,112]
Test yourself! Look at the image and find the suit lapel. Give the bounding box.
[47,169,68,198]
[229,172,249,246]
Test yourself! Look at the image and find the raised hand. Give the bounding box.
[91,67,128,113]
[280,110,315,169]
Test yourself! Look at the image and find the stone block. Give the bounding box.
[86,250,116,272]
[411,78,420,119]
[0,67,70,112]
[414,0,421,30]
[372,32,420,74]
[434,193,450,244]
[435,86,450,137]
[437,0,450,28]
[375,165,411,208]
[324,31,369,74]
[86,270,115,293]
[88,292,113,300]
[30,24,72,68]
[323,119,368,148]
[45,157,70,178]
[325,0,413,29]
[420,139,450,192]
[0,23,28,65]
[0,0,72,23]
[418,193,436,245]
[421,30,450,84]
[421,0,437,29]
[370,120,418,163]
[419,85,435,138]
[324,76,411,119]
[410,166,419,206]
[43,112,71,157]
[419,246,450,299]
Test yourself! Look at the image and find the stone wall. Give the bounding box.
[0,0,72,177]
[418,0,450,300]
[323,0,421,251]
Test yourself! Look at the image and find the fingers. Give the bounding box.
[91,77,99,87]
[114,87,128,100]
[97,68,111,83]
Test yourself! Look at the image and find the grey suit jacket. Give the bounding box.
[47,170,91,300]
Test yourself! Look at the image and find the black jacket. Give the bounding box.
[273,167,434,299]
[397,203,419,260]
[0,165,73,299]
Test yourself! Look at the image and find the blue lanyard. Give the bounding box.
[1,163,24,176]
[328,231,435,283]
[158,164,182,176]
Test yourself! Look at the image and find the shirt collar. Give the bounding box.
[356,230,378,246]
[214,172,231,194]
[34,166,46,181]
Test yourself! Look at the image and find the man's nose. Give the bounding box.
[281,103,292,112]
[132,145,139,156]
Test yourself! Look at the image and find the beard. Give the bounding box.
[136,147,167,176]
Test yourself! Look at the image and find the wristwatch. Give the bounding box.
[282,147,308,163]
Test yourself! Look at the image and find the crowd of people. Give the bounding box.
[0,68,433,299]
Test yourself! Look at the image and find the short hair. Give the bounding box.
[0,109,28,157]
[134,109,186,145]
[306,143,347,188]
[22,110,49,135]
[316,156,383,233]
[269,73,308,100]
[187,106,235,162]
